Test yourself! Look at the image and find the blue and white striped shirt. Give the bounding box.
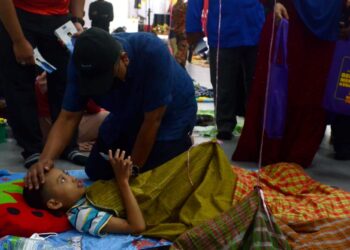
[67,197,113,237]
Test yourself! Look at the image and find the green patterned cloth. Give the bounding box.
[172,189,291,249]
[86,141,236,241]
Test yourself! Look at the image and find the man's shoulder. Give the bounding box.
[115,32,159,44]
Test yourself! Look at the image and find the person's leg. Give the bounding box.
[0,12,43,167]
[85,136,114,180]
[209,47,241,140]
[85,113,132,180]
[234,46,258,118]
[332,114,350,160]
[86,131,193,179]
[37,14,87,165]
[78,111,109,143]
[38,117,52,143]
[77,111,109,152]
[241,46,258,105]
[142,134,193,172]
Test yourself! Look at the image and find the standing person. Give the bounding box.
[25,28,197,188]
[171,0,189,68]
[88,0,114,32]
[186,0,265,140]
[233,0,344,167]
[0,0,87,168]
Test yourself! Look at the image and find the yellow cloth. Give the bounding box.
[86,141,236,240]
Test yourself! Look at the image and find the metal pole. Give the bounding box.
[147,0,151,31]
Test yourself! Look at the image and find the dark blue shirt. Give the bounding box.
[63,32,197,143]
[186,0,265,48]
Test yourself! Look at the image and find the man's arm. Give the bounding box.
[0,0,34,65]
[186,0,205,46]
[25,110,83,189]
[41,110,83,161]
[131,106,167,168]
[70,0,85,32]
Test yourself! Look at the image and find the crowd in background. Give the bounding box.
[0,0,349,172]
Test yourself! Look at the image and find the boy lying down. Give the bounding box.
[24,150,146,236]
[23,143,235,240]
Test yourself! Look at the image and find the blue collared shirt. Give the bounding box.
[63,32,197,143]
[186,0,265,48]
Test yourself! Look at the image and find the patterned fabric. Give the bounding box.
[276,217,350,250]
[232,163,350,223]
[242,190,291,250]
[86,141,236,241]
[67,197,112,237]
[172,189,291,250]
[172,0,188,67]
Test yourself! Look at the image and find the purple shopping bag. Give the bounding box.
[265,19,289,139]
[323,40,350,115]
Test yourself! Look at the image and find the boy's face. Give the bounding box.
[44,168,86,210]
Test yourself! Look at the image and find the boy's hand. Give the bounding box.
[109,149,132,183]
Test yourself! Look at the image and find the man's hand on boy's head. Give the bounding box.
[24,160,54,190]
[108,149,132,183]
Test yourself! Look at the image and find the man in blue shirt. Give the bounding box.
[186,0,265,140]
[25,28,197,187]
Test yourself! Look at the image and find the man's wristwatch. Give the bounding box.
[71,16,85,27]
[131,164,140,177]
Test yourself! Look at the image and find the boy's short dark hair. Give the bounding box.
[23,186,47,209]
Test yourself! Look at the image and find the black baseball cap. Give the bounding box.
[73,27,123,96]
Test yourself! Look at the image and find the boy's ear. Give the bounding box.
[46,198,63,210]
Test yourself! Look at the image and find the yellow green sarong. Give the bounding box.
[86,141,236,241]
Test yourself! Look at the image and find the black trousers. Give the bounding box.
[331,114,350,155]
[209,46,258,133]
[85,134,193,181]
[0,9,77,159]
